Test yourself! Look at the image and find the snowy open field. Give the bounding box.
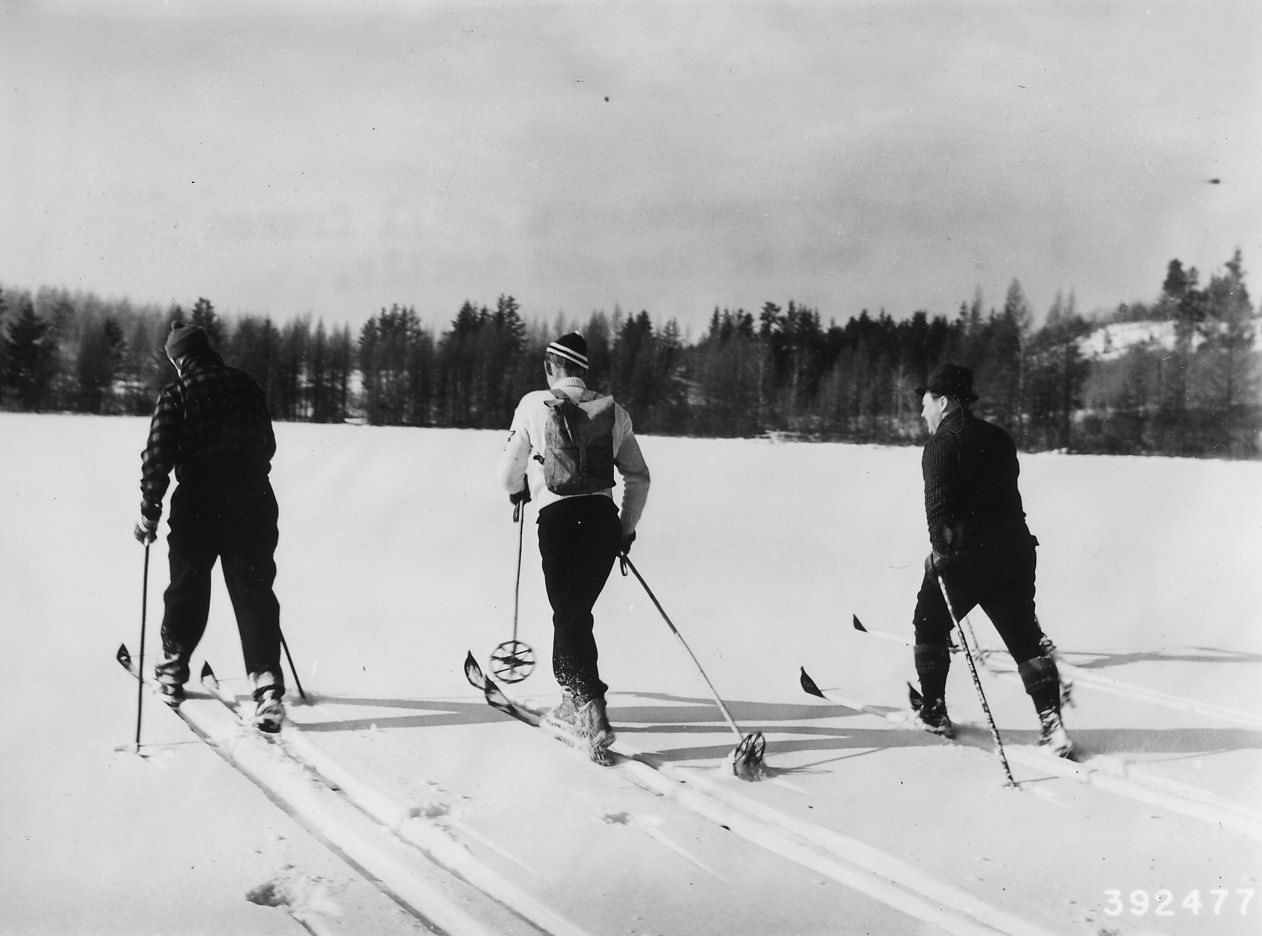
[1,411,1259,935]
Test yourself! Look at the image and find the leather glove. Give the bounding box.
[924,550,951,576]
[619,531,636,556]
[509,485,531,506]
[134,515,158,545]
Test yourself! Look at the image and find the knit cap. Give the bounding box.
[546,332,589,369]
[165,322,210,360]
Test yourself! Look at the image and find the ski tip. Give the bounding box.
[799,667,825,698]
[852,614,867,632]
[116,644,131,668]
[463,650,487,689]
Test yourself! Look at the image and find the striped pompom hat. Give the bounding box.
[546,332,589,369]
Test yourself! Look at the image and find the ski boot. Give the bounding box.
[542,692,579,734]
[1038,707,1075,759]
[154,656,188,706]
[576,697,616,765]
[156,679,186,707]
[253,687,285,734]
[912,693,956,738]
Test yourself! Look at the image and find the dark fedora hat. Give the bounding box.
[915,363,978,404]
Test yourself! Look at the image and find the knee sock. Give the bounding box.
[915,643,952,702]
[1018,654,1061,714]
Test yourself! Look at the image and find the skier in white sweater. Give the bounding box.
[498,332,650,760]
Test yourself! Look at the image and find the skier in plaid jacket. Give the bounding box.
[135,322,286,731]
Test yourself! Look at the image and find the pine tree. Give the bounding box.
[360,304,427,426]
[611,310,658,429]
[1201,249,1258,454]
[4,296,57,411]
[230,316,282,399]
[0,287,9,406]
[190,297,226,348]
[76,317,126,413]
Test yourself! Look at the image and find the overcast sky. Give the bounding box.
[3,0,1259,337]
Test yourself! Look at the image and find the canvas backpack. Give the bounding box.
[542,389,616,495]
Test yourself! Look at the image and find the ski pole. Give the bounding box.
[490,502,536,682]
[934,570,1017,787]
[512,500,525,643]
[133,543,150,753]
[278,627,307,703]
[619,555,765,779]
[958,613,987,661]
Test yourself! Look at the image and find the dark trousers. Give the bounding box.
[157,478,283,691]
[537,495,622,705]
[913,542,1045,701]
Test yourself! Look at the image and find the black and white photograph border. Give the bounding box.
[1,2,1259,935]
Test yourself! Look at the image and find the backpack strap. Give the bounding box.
[549,387,602,404]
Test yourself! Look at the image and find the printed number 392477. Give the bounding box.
[1103,889,1255,917]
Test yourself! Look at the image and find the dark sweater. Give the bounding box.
[922,408,1031,553]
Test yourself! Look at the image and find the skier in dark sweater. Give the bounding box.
[133,322,286,732]
[911,363,1073,757]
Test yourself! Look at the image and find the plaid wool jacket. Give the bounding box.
[139,352,276,521]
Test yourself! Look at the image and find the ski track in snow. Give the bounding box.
[800,668,1262,842]
[178,665,1068,936]
[145,650,1262,936]
[834,625,1262,839]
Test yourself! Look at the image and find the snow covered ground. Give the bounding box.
[1,411,1259,935]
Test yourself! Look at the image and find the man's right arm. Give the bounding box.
[497,400,533,498]
[922,433,961,556]
[139,386,182,522]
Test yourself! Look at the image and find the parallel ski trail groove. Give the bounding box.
[851,614,1262,729]
[799,665,1262,842]
[198,664,596,936]
[118,646,479,935]
[465,653,1063,936]
[988,652,1262,730]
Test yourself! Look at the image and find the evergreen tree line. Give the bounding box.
[2,250,1257,457]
